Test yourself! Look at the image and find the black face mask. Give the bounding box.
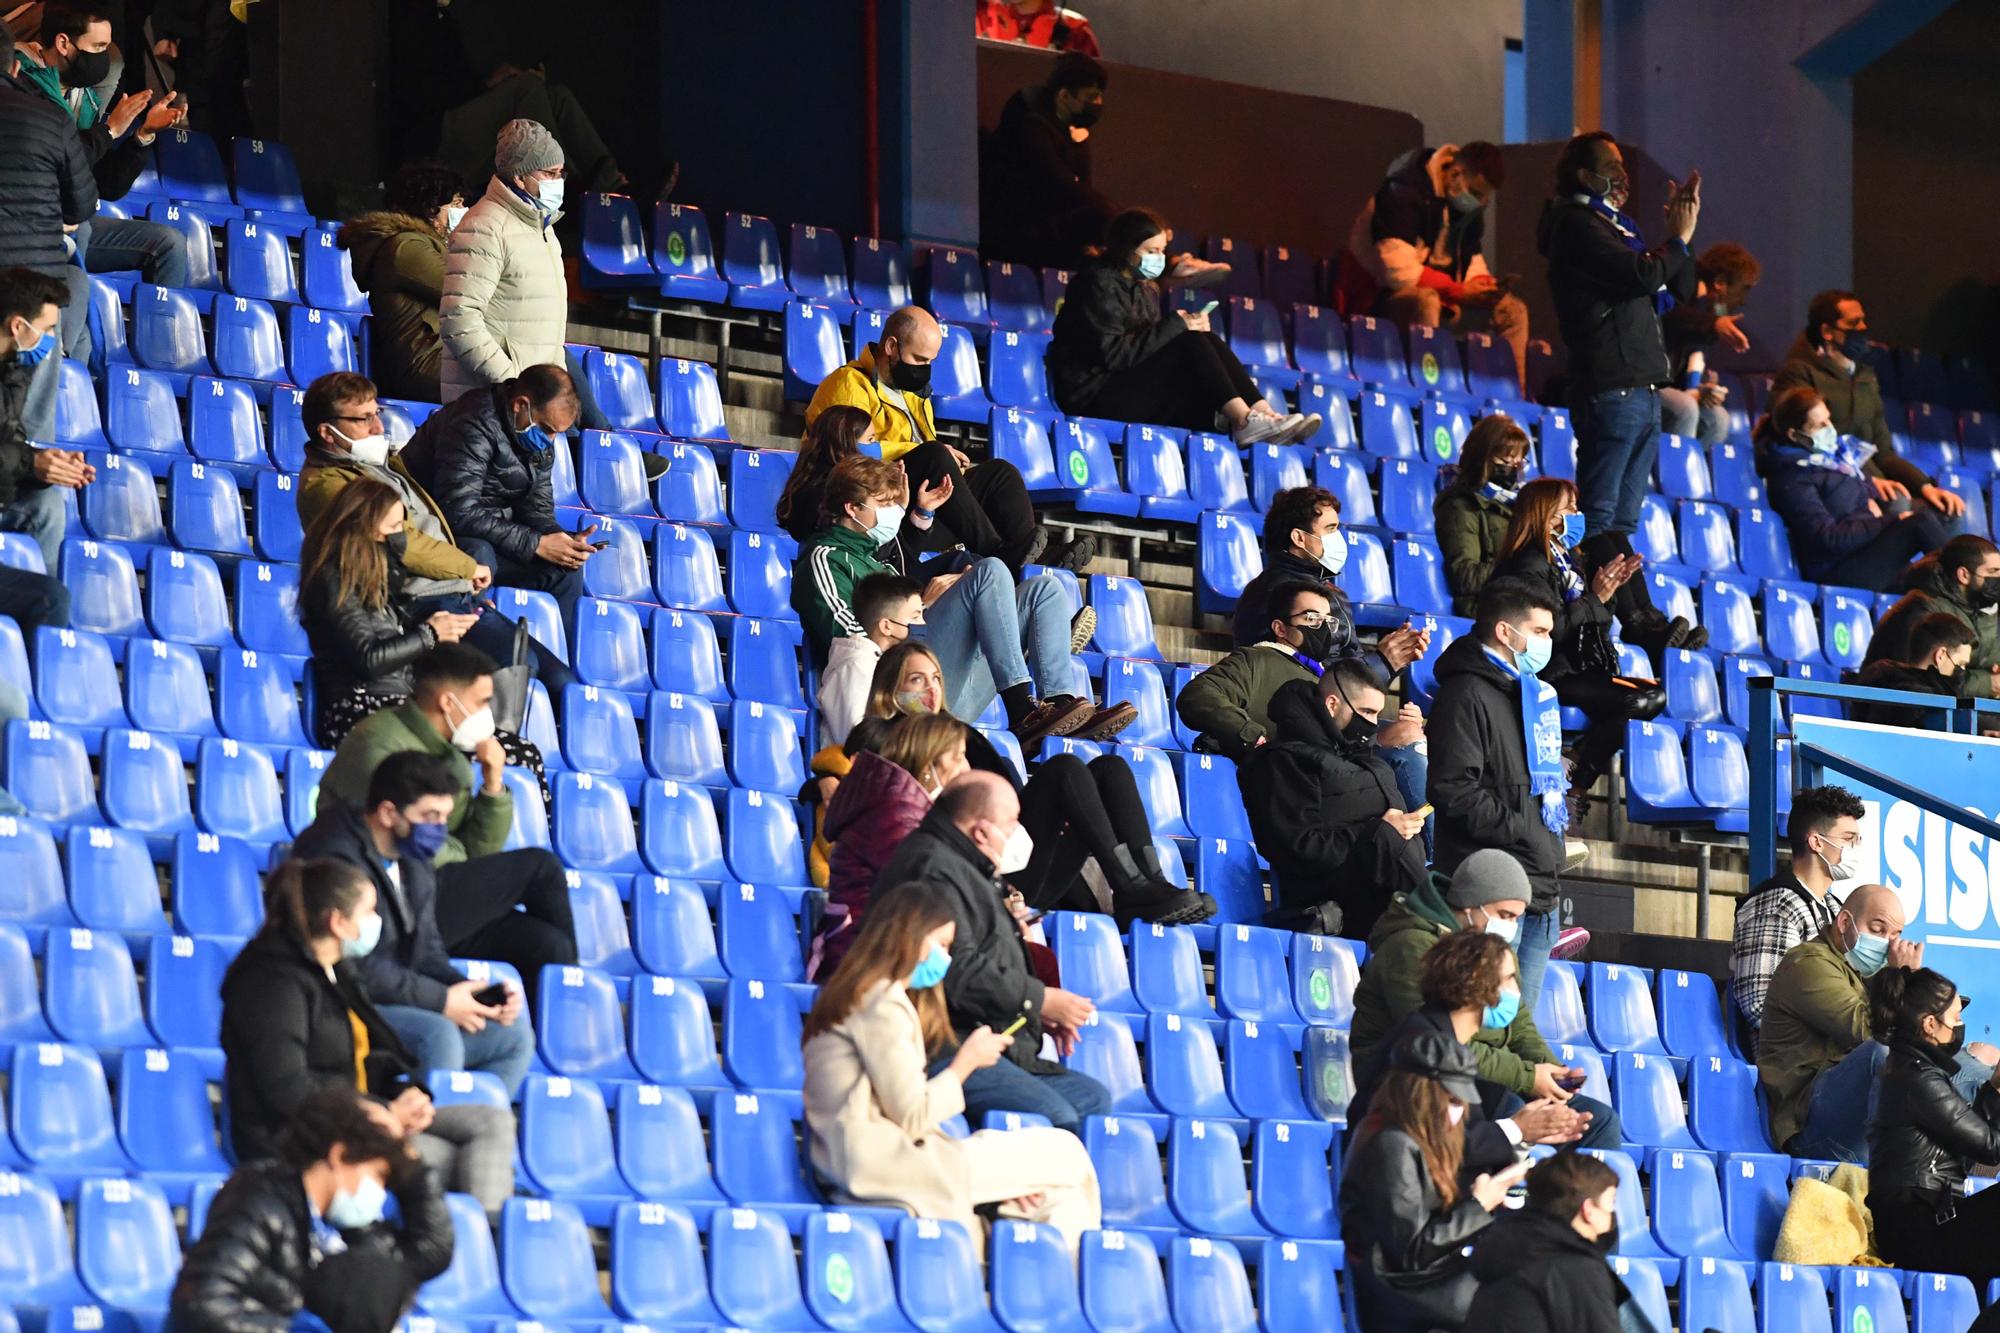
[61,44,112,90]
[1337,709,1379,749]
[1835,328,1870,361]
[1295,622,1335,665]
[1492,463,1523,489]
[1970,577,2000,612]
[383,530,409,560]
[887,356,932,397]
[1931,1017,1967,1059]
[1065,100,1103,130]
[1592,1221,1620,1254]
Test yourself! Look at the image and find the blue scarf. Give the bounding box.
[1480,479,1520,506]
[1550,545,1587,603]
[1768,438,1873,480]
[1581,194,1674,315]
[1485,646,1570,835]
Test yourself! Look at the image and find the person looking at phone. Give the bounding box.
[1465,1150,1633,1332]
[293,751,534,1098]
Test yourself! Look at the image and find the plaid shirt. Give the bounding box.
[1731,873,1841,1030]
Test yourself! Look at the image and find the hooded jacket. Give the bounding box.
[0,74,97,269]
[298,537,437,710]
[1757,925,1869,1151]
[298,441,475,596]
[1464,1207,1628,1333]
[1772,334,1929,493]
[979,81,1113,270]
[1864,554,2000,699]
[1426,636,1564,912]
[1867,1036,2000,1216]
[1535,195,1696,397]
[1851,660,1958,729]
[338,211,447,402]
[438,175,567,402]
[1046,257,1185,412]
[1173,642,1316,760]
[399,383,562,568]
[1433,484,1513,616]
[802,342,936,462]
[812,751,935,981]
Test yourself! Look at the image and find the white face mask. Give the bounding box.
[1447,1103,1466,1126]
[1815,836,1858,882]
[333,426,390,468]
[536,178,565,213]
[443,205,467,231]
[447,696,497,752]
[1314,529,1348,576]
[998,823,1035,875]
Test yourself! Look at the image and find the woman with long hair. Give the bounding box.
[1491,477,1665,814]
[802,881,1101,1250]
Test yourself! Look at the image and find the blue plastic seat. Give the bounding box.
[988,1220,1089,1333]
[1299,377,1359,451]
[301,227,365,312]
[0,920,54,1048]
[1039,416,1134,514]
[557,683,646,785]
[1100,658,1174,749]
[1689,1055,1777,1154]
[1649,1147,1732,1258]
[211,293,291,383]
[7,717,97,825]
[500,1195,615,1319]
[1658,967,1734,1060]
[115,1046,229,1197]
[785,221,851,307]
[1587,1147,1668,1261]
[1419,398,1472,466]
[1625,716,1709,821]
[652,202,726,302]
[627,877,720,983]
[1120,424,1197,523]
[1067,1011,1159,1119]
[924,243,990,326]
[1630,493,1678,566]
[166,461,252,557]
[1404,323,1466,399]
[1214,923,1300,1023]
[1187,432,1253,513]
[781,299,847,401]
[1248,443,1311,512]
[577,192,653,287]
[1131,921,1207,1016]
[223,219,299,302]
[606,1201,721,1326]
[1292,305,1352,381]
[1081,1113,1177,1236]
[103,367,187,457]
[282,748,332,837]
[1588,961,1665,1053]
[64,824,167,937]
[719,210,788,310]
[697,1207,814,1331]
[985,328,1054,413]
[419,1191,521,1318]
[1228,296,1293,376]
[641,778,726,880]
[11,1040,133,1184]
[0,1167,92,1307]
[45,925,153,1049]
[1123,745,1189,839]
[722,977,804,1090]
[1335,530,1399,615]
[1764,583,1825,665]
[1679,499,1738,571]
[712,1092,822,1213]
[1662,647,1721,726]
[1197,835,1270,924]
[1719,1153,1790,1265]
[250,471,304,563]
[77,1175,180,1315]
[1167,1116,1265,1241]
[215,648,307,747]
[1377,459,1437,535]
[547,771,641,875]
[1912,1272,1977,1333]
[615,1085,715,1207]
[1758,1261,1834,1333]
[145,927,230,1054]
[1259,1238,1347,1332]
[1346,314,1409,392]
[1248,1115,1341,1238]
[1166,1235,1258,1333]
[1820,588,1874,670]
[1614,1051,1699,1150]
[1737,505,1799,582]
[1391,537,1452,616]
[717,880,806,981]
[1701,576,1760,656]
[713,449,787,536]
[568,351,658,439]
[645,522,723,612]
[56,358,107,448]
[1050,911,1139,1014]
[230,560,309,658]
[726,616,805,711]
[563,869,635,975]
[85,277,132,374]
[578,430,658,518]
[1223,1017,1310,1121]
[1531,959,1590,1048]
[152,127,232,208]
[130,281,213,376]
[1835,1267,1907,1333]
[1196,510,1262,615]
[516,1075,631,1225]
[727,698,807,791]
[186,375,269,471]
[642,690,726,787]
[578,513,653,605]
[536,964,637,1081]
[1656,433,1714,500]
[1147,1014,1239,1120]
[985,260,1049,333]
[193,736,284,841]
[569,597,647,694]
[1080,1229,1171,1333]
[623,973,727,1095]
[32,626,125,733]
[894,1215,1005,1333]
[1088,574,1163,660]
[851,234,912,312]
[657,357,731,441]
[724,788,806,886]
[1290,934,1362,1029]
[987,406,1059,490]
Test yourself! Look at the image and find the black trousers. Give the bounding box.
[899,439,1042,573]
[1268,820,1426,939]
[1014,754,1154,912]
[1877,1191,2000,1288]
[1555,672,1663,787]
[1818,509,1950,593]
[434,849,578,1009]
[1072,331,1262,433]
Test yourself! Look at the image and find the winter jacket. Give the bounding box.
[317,701,512,866]
[0,74,96,268]
[793,523,896,668]
[0,356,47,503]
[1865,554,2000,698]
[218,930,423,1164]
[1339,1116,1492,1333]
[338,211,447,403]
[1772,335,1929,492]
[299,539,438,708]
[1754,434,1894,581]
[812,752,934,981]
[1852,660,1958,729]
[1231,550,1400,673]
[802,342,937,462]
[1464,1208,1628,1333]
[1426,636,1565,912]
[1346,1005,1521,1180]
[1238,678,1426,916]
[290,802,467,1013]
[1757,926,1870,1151]
[298,442,476,595]
[1433,486,1513,616]
[12,47,151,201]
[979,82,1113,270]
[1173,643,1316,760]
[1535,196,1696,397]
[1350,145,1490,298]
[438,175,567,402]
[1867,1037,2000,1214]
[1350,872,1558,1098]
[1046,258,1185,412]
[168,1156,454,1333]
[1491,544,1613,681]
[400,384,561,568]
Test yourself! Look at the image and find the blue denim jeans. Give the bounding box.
[918,558,1075,723]
[950,1057,1110,1137]
[1573,386,1661,536]
[1378,743,1431,859]
[1791,1039,1992,1162]
[378,1002,537,1099]
[1492,1087,1623,1151]
[75,217,191,289]
[1515,907,1562,1025]
[0,485,71,576]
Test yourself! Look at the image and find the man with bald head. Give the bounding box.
[874,771,1110,1133]
[1759,883,1997,1161]
[804,304,1090,575]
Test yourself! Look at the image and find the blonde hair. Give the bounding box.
[865,640,945,721]
[876,712,968,788]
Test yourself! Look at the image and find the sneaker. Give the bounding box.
[1065,699,1137,741]
[1274,411,1324,445]
[1068,606,1097,654]
[1012,696,1095,748]
[1562,841,1590,872]
[639,449,670,482]
[1166,256,1231,289]
[1045,531,1097,573]
[1232,414,1289,447]
[1550,925,1592,961]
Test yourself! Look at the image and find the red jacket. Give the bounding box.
[809,751,933,980]
[975,1,1101,54]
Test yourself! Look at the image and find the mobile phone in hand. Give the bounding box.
[1556,1070,1588,1093]
[1199,300,1220,316]
[473,982,510,1008]
[1000,1015,1029,1037]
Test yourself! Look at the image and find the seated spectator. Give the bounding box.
[1864,535,2000,699]
[803,879,1101,1249]
[1490,478,1666,814]
[1660,241,1761,445]
[1465,1150,1629,1333]
[793,454,1125,745]
[1731,785,1865,1041]
[1756,384,1948,591]
[1238,660,1426,938]
[1758,883,1994,1161]
[876,773,1111,1133]
[218,859,516,1218]
[1344,141,1527,391]
[1175,579,1326,759]
[169,1088,453,1333]
[401,363,600,631]
[1339,1030,1520,1333]
[1866,965,2000,1283]
[1853,612,1976,729]
[0,268,78,631]
[975,0,1101,54]
[1047,207,1317,443]
[1352,847,1620,1149]
[317,644,578,1009]
[338,162,466,404]
[818,571,926,748]
[1773,289,1967,527]
[292,752,535,1097]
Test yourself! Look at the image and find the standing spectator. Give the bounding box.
[1237,660,1426,938]
[1536,133,1699,589]
[1174,579,1326,760]
[818,571,926,748]
[1465,1151,1629,1333]
[1772,290,1966,525]
[1730,785,1865,1039]
[292,752,535,1097]
[0,267,81,627]
[150,0,251,141]
[980,52,1115,271]
[1660,241,1761,444]
[975,0,1101,55]
[339,162,466,404]
[875,773,1111,1134]
[1853,613,1978,729]
[802,880,1101,1249]
[1864,535,2000,699]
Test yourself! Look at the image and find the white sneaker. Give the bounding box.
[1232,414,1288,446]
[1274,412,1324,444]
[1167,256,1231,289]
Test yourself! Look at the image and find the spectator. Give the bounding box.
[875,773,1111,1133]
[1345,141,1527,391]
[1490,477,1666,817]
[1237,659,1427,938]
[1352,848,1620,1150]
[401,364,598,632]
[169,1089,453,1333]
[1175,579,1326,760]
[1730,785,1865,1038]
[339,162,466,403]
[1428,577,1575,1015]
[1773,290,1966,526]
[1047,207,1316,443]
[317,643,578,1009]
[1465,1151,1629,1333]
[803,879,1101,1248]
[1755,384,1948,591]
[1866,965,2000,1283]
[1660,241,1761,444]
[975,0,1102,54]
[150,0,251,141]
[1338,1030,1519,1333]
[818,571,926,747]
[292,752,535,1097]
[1536,132,1699,586]
[218,859,516,1217]
[1864,535,2000,699]
[979,52,1115,271]
[792,454,1126,745]
[1853,613,1977,729]
[0,267,80,628]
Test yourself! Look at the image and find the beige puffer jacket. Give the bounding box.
[438,175,568,401]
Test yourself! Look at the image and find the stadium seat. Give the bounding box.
[894,1215,1006,1333]
[1089,574,1163,659]
[989,329,1053,412]
[1536,959,1590,1048]
[231,560,310,658]
[642,610,723,702]
[76,1173,181,1315]
[1625,717,1709,821]
[1657,432,1714,499]
[550,771,643,874]
[1188,432,1253,512]
[516,1075,631,1224]
[1197,835,1270,924]
[579,431,659,518]
[1719,1153,1790,1265]
[166,832,257,940]
[1292,305,1352,381]
[652,202,727,303]
[626,974,728,1092]
[558,683,647,785]
[643,689,727,787]
[1758,1261,1834,1333]
[130,281,213,376]
[1228,296,1294,378]
[1689,1056,1777,1154]
[989,1219,1089,1333]
[224,218,299,302]
[1633,494,1679,566]
[782,299,847,401]
[1588,962,1666,1054]
[712,1091,823,1216]
[720,447,790,534]
[1124,746,1189,839]
[1258,1238,1347,1332]
[1167,1236,1259,1333]
[1148,1014,1239,1121]
[1248,443,1311,512]
[501,1195,615,1319]
[782,223,851,309]
[846,234,912,313]
[722,977,805,1089]
[11,1040,133,1184]
[579,193,652,287]
[1658,967,1734,1060]
[574,597,651,693]
[658,358,731,441]
[537,965,637,1082]
[579,513,654,604]
[0,920,54,1047]
[209,293,291,383]
[641,779,727,880]
[1197,510,1262,614]
[302,228,366,312]
[1912,1272,1977,1333]
[1649,1147,1732,1258]
[1662,647,1722,727]
[56,541,142,643]
[56,358,108,449]
[1131,922,1208,1017]
[115,1046,229,1198]
[1391,537,1452,616]
[251,471,304,563]
[216,648,308,747]
[146,930,229,1060]
[723,788,806,886]
[1213,924,1299,1024]
[1765,583,1825,664]
[1124,424,1199,523]
[192,735,285,842]
[1702,576,1760,657]
[1679,499,1738,571]
[65,824,168,936]
[1068,1013,1161,1120]
[1287,934,1362,1029]
[798,1210,917,1331]
[83,449,169,548]
[606,1203,722,1327]
[610,1084,724,1216]
[6,717,97,825]
[987,259,1048,333]
[1820,588,1874,670]
[1167,1116,1266,1242]
[1378,459,1438,535]
[1080,1229,1171,1333]
[166,461,253,557]
[579,349,663,437]
[33,626,126,733]
[1223,1019,1310,1122]
[1418,398,1471,465]
[717,880,806,980]
[1835,1268,1908,1333]
[1051,911,1139,1014]
[727,615,807,709]
[718,211,788,310]
[419,1191,521,1318]
[1100,658,1173,749]
[1044,417,1136,515]
[0,1166,93,1306]
[1247,1115,1339,1241]
[1314,450,1377,530]
[1614,1052,1699,1150]
[1346,315,1410,392]
[1737,505,1799,582]
[188,374,269,470]
[45,925,153,1049]
[104,367,186,456]
[727,699,806,792]
[1083,1113,1178,1237]
[988,407,1059,490]
[727,529,797,619]
[1579,1149,1666,1263]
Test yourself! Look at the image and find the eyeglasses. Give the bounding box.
[333,411,383,425]
[1288,612,1330,629]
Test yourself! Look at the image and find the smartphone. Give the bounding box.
[1556,1071,1589,1093]
[577,522,610,552]
[1199,299,1220,316]
[1409,804,1434,821]
[1000,1015,1029,1037]
[1022,911,1046,927]
[473,982,510,1008]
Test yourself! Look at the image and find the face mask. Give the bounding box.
[341,911,383,959]
[1970,578,2000,613]
[1492,463,1523,489]
[400,819,450,862]
[893,687,935,715]
[536,178,565,213]
[998,823,1035,875]
[1446,1103,1466,1127]
[1592,1219,1620,1254]
[1583,167,1629,205]
[1836,329,1869,361]
[1294,622,1335,664]
[333,427,390,468]
[1815,837,1858,883]
[1507,622,1553,676]
[1932,1016,1967,1058]
[1314,529,1348,576]
[10,322,52,367]
[1845,928,1890,978]
[907,943,951,990]
[1798,424,1838,455]
[886,356,932,397]
[865,503,906,546]
[382,530,408,560]
[447,699,496,752]
[443,205,467,231]
[1481,984,1522,1031]
[1338,709,1379,750]
[1448,189,1481,214]
[1556,512,1586,550]
[1479,910,1520,946]
[519,422,556,454]
[1136,252,1166,281]
[1066,101,1102,130]
[61,44,112,90]
[325,1175,388,1230]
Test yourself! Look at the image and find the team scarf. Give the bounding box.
[1485,646,1570,835]
[1550,544,1588,603]
[1768,437,1875,481]
[1577,193,1674,315]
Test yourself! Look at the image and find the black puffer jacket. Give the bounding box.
[1535,196,1696,397]
[0,356,46,504]
[1339,1111,1494,1333]
[1046,258,1184,411]
[1464,1207,1628,1333]
[1867,1037,2000,1214]
[399,384,560,566]
[299,536,438,706]
[168,1156,454,1333]
[0,75,96,268]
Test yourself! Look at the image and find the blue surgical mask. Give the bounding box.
[1136,252,1166,281]
[536,178,565,213]
[341,911,383,959]
[400,820,450,863]
[1509,623,1553,676]
[1482,984,1522,1031]
[12,323,51,366]
[1846,929,1890,978]
[1556,512,1586,550]
[1480,910,1520,946]
[325,1175,388,1230]
[866,503,905,546]
[1804,425,1838,456]
[908,944,951,990]
[520,423,555,453]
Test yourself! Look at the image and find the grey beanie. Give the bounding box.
[495,118,564,179]
[1444,847,1532,909]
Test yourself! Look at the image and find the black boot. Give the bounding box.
[1106,845,1213,929]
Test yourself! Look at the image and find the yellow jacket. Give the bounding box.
[802,342,935,462]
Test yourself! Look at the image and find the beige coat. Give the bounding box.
[438,176,569,402]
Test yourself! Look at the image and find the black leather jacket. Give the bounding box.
[299,537,437,706]
[1867,1038,2000,1211]
[1338,1114,1493,1331]
[399,384,561,567]
[1046,258,1185,412]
